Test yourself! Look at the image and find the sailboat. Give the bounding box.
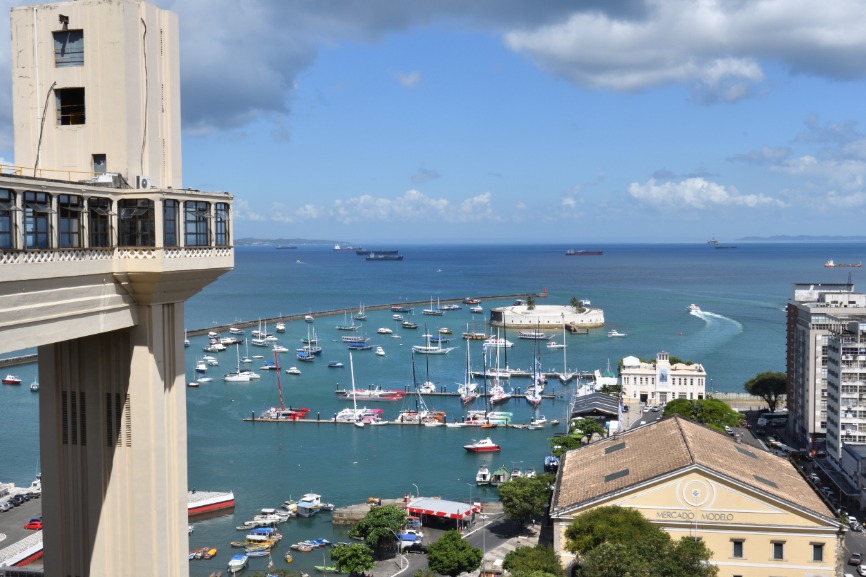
[458,340,479,404]
[422,297,444,316]
[336,310,358,331]
[556,319,573,383]
[353,303,367,321]
[241,338,252,364]
[398,351,446,424]
[524,332,543,406]
[412,326,456,355]
[224,344,252,382]
[349,353,364,428]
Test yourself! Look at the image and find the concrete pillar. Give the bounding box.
[39,302,188,577]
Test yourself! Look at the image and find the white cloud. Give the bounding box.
[231,198,266,222]
[395,70,421,87]
[628,177,786,208]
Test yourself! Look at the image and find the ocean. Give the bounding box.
[1,241,863,575]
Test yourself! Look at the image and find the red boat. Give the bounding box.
[463,437,501,452]
[2,374,22,385]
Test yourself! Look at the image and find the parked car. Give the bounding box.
[858,563,866,576]
[24,519,42,530]
[9,495,25,506]
[0,502,12,512]
[724,425,734,435]
[808,473,821,484]
[849,552,862,565]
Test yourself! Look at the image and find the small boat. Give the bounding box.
[376,327,393,334]
[188,381,200,388]
[392,314,403,321]
[483,337,513,348]
[229,327,245,335]
[543,455,560,472]
[285,552,293,563]
[305,314,315,323]
[375,346,385,356]
[194,361,207,373]
[29,380,39,391]
[825,259,862,268]
[272,344,289,353]
[546,340,566,349]
[469,305,483,314]
[565,249,603,255]
[463,437,501,452]
[297,350,315,362]
[227,554,248,574]
[286,367,301,375]
[438,327,453,334]
[197,377,213,383]
[463,297,481,304]
[314,565,338,573]
[530,416,548,427]
[328,361,344,368]
[203,547,218,560]
[688,303,701,313]
[476,464,491,485]
[608,329,626,338]
[401,321,418,329]
[275,322,286,333]
[518,330,549,340]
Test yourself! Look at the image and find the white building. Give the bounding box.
[619,351,706,405]
[489,304,604,329]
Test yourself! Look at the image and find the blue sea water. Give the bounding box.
[2,242,864,575]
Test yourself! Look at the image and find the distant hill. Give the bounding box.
[738,235,866,242]
[235,238,346,247]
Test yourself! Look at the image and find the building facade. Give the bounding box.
[1,1,233,576]
[549,417,841,577]
[786,283,866,455]
[619,351,706,405]
[11,0,182,189]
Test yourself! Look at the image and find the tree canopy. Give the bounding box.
[565,506,717,577]
[568,417,607,439]
[662,398,741,432]
[330,543,375,576]
[426,529,482,577]
[503,544,563,577]
[743,371,786,413]
[549,434,583,457]
[347,504,407,558]
[498,476,553,525]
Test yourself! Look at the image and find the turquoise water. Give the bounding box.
[2,242,864,575]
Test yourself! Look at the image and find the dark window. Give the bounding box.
[56,87,85,125]
[118,199,154,247]
[92,154,106,174]
[88,197,112,247]
[58,194,83,248]
[772,542,784,560]
[24,191,52,249]
[163,199,178,247]
[53,30,84,67]
[184,201,210,246]
[215,202,229,246]
[812,543,823,562]
[732,540,743,558]
[0,188,15,249]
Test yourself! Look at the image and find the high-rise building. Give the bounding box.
[786,283,866,455]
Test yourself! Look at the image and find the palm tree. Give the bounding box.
[526,294,535,310]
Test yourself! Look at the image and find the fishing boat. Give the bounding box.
[463,437,501,452]
[608,329,627,338]
[2,374,22,385]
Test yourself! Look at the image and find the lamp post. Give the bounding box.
[412,483,419,498]
[480,514,489,570]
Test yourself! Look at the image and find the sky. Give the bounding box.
[2,0,866,244]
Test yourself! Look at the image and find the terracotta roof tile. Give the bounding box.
[553,416,833,519]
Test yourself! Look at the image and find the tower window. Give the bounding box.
[53,30,84,67]
[56,88,85,125]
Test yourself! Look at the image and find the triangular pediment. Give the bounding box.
[594,469,829,528]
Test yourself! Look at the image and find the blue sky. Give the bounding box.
[3,0,866,244]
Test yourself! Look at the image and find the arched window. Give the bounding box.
[118,199,154,247]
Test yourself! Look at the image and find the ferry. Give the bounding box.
[517,330,549,340]
[825,259,862,268]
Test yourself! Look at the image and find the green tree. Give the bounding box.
[743,371,786,413]
[662,398,741,432]
[526,294,536,310]
[566,506,717,577]
[413,569,437,577]
[568,417,607,439]
[570,296,580,311]
[549,434,584,457]
[427,529,482,577]
[330,543,375,577]
[499,476,552,525]
[503,544,563,577]
[347,504,407,558]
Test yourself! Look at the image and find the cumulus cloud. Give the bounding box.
[232,198,266,222]
[628,177,786,208]
[729,146,792,165]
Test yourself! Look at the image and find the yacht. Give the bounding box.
[608,329,627,338]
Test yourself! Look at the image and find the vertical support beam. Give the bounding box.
[39,302,188,577]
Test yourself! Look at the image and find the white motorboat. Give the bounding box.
[546,340,566,349]
[688,303,701,313]
[275,322,286,333]
[483,337,513,348]
[475,465,491,485]
[608,329,627,338]
[518,330,549,340]
[375,346,385,356]
[376,327,393,334]
[286,366,301,375]
[469,305,483,314]
[195,360,207,373]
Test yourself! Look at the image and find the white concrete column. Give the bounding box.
[39,301,188,577]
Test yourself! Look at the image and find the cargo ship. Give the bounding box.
[565,249,603,256]
[366,253,404,261]
[825,259,862,268]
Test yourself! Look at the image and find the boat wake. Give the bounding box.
[686,309,743,354]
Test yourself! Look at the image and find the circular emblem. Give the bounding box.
[681,480,711,507]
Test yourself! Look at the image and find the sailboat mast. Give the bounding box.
[275,350,285,411]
